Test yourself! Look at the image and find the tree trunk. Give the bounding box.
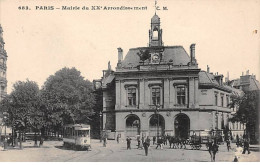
[19,130,23,150]
[34,131,38,147]
[39,127,45,147]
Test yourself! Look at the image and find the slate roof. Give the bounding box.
[151,14,160,23]
[121,46,191,68]
[102,74,115,88]
[199,71,232,92]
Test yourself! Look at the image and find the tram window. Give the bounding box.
[77,130,89,137]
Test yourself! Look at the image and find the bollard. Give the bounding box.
[19,141,23,150]
[15,138,18,147]
[4,141,8,151]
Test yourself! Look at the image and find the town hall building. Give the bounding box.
[94,14,243,140]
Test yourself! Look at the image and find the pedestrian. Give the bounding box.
[226,139,231,151]
[153,136,156,145]
[156,137,163,149]
[137,135,141,149]
[208,140,219,162]
[141,136,145,144]
[233,156,239,162]
[117,134,120,144]
[103,137,107,147]
[236,135,239,147]
[143,141,149,156]
[242,139,250,154]
[145,136,151,147]
[126,136,132,150]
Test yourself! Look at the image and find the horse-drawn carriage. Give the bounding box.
[188,130,224,150]
[189,135,202,150]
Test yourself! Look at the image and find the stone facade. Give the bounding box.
[0,25,7,102]
[94,14,244,140]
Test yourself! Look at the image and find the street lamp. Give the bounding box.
[3,112,8,150]
[155,104,160,140]
[99,111,102,142]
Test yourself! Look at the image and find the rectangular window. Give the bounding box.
[177,86,186,105]
[152,87,160,105]
[215,93,218,106]
[1,86,4,93]
[221,96,224,107]
[128,88,136,106]
[226,96,229,107]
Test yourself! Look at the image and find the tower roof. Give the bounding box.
[151,14,160,23]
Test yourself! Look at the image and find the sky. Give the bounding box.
[0,0,260,93]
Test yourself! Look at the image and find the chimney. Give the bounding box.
[190,43,196,64]
[246,70,249,75]
[207,65,210,73]
[108,61,111,70]
[242,72,244,76]
[225,71,229,82]
[117,47,123,63]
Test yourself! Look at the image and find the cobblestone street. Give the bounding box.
[0,139,259,162]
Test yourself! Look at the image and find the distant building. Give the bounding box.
[94,14,244,140]
[226,71,260,142]
[0,24,8,138]
[226,71,260,92]
[0,25,7,102]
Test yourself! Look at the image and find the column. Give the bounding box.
[115,80,121,109]
[163,78,170,108]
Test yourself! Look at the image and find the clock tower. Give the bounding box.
[149,14,163,47]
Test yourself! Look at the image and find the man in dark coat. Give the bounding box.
[242,139,250,154]
[143,136,151,156]
[126,136,132,150]
[153,136,156,145]
[226,139,231,151]
[236,135,239,147]
[208,140,219,162]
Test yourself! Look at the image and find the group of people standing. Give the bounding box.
[105,133,252,161]
[127,135,151,156]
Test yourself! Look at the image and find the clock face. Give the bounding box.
[152,54,159,60]
[151,53,160,63]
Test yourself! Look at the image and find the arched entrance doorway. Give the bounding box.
[149,114,165,137]
[125,115,140,137]
[174,114,190,139]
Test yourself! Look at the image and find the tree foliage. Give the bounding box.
[0,80,41,131]
[41,67,95,127]
[137,49,150,62]
[230,91,259,124]
[230,90,259,143]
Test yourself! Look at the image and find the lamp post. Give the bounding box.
[155,104,160,140]
[3,112,8,150]
[99,111,102,142]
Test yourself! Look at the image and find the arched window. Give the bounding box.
[125,115,140,137]
[152,29,158,40]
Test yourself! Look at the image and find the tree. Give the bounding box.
[41,67,96,135]
[0,80,41,147]
[230,90,259,143]
[137,49,150,63]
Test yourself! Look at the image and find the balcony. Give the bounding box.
[149,104,164,109]
[0,49,7,56]
[0,77,7,83]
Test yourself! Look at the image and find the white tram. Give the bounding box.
[63,124,91,150]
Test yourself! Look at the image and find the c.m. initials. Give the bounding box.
[91,6,102,10]
[163,6,168,10]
